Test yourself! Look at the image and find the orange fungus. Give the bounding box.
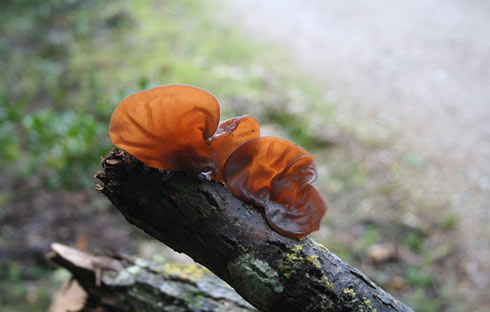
[109,84,259,178]
[110,85,327,238]
[208,115,260,181]
[223,137,328,238]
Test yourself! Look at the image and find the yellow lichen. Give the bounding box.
[279,244,304,279]
[321,275,334,290]
[342,287,356,299]
[292,244,303,252]
[306,255,321,270]
[155,263,210,281]
[363,298,373,309]
[312,239,329,253]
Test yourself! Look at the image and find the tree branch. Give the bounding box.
[95,149,413,312]
[47,243,257,311]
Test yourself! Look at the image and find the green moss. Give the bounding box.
[306,255,321,270]
[281,269,292,280]
[321,275,335,290]
[363,298,374,310]
[339,288,378,312]
[342,287,356,300]
[286,252,299,262]
[312,240,330,253]
[278,244,304,279]
[181,290,206,307]
[278,243,335,293]
[228,254,283,309]
[292,244,303,252]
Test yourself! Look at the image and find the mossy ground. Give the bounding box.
[0,0,472,311]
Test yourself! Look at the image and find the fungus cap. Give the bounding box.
[223,137,327,238]
[209,115,260,181]
[109,84,259,178]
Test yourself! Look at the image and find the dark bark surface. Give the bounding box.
[48,243,257,312]
[95,149,413,312]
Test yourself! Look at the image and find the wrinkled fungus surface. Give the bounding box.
[109,84,259,179]
[223,137,327,237]
[209,115,260,181]
[110,85,327,238]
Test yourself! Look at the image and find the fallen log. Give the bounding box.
[96,149,413,312]
[47,243,257,311]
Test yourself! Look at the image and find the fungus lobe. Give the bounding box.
[223,137,327,238]
[208,115,260,181]
[109,84,259,179]
[109,84,327,238]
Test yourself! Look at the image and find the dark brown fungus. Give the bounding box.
[109,84,259,178]
[223,137,327,238]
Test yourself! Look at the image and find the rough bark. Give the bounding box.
[47,243,257,312]
[95,149,413,312]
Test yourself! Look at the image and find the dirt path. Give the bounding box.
[220,0,490,303]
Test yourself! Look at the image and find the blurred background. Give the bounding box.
[1,0,488,311]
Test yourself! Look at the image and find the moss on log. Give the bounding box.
[95,149,413,312]
[48,243,257,311]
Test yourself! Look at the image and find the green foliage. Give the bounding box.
[407,290,441,312]
[0,263,69,312]
[404,266,442,312]
[404,266,434,288]
[266,110,331,150]
[0,0,275,188]
[0,96,24,162]
[440,214,458,230]
[21,109,110,187]
[356,225,381,253]
[0,97,111,188]
[401,231,425,252]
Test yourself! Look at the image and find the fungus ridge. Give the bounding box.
[109,84,259,177]
[109,85,327,238]
[223,137,328,238]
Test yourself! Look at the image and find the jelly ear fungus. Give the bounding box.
[223,137,327,238]
[109,84,259,179]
